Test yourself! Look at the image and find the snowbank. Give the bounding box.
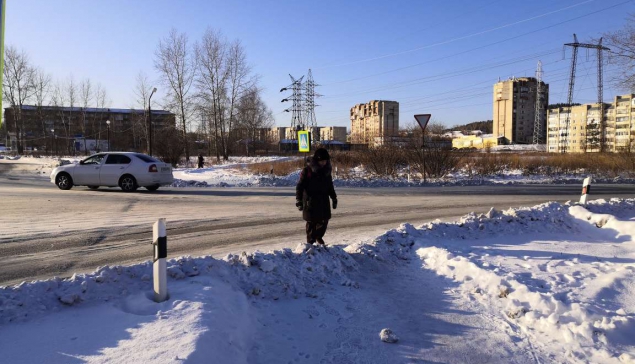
[2,198,634,362]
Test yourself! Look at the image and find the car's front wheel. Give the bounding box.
[146,185,160,191]
[55,173,73,190]
[119,175,138,192]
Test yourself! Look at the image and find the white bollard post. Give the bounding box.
[407,164,411,183]
[579,176,591,205]
[152,218,168,302]
[335,166,338,179]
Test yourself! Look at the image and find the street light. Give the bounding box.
[51,129,55,156]
[106,120,111,152]
[148,87,157,156]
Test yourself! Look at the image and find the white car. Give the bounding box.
[50,152,174,192]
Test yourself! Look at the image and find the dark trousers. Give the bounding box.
[306,220,329,244]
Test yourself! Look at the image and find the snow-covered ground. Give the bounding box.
[1,198,634,363]
[4,155,634,189]
[171,157,635,188]
[2,155,635,363]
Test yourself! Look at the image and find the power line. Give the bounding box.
[321,0,631,87]
[316,0,596,70]
[323,48,563,99]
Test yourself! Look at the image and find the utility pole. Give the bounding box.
[562,34,610,153]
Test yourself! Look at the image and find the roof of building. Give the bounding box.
[8,105,173,115]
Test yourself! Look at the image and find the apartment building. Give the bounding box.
[350,100,399,146]
[3,105,175,153]
[493,77,549,144]
[266,126,347,144]
[546,94,635,153]
[317,126,347,143]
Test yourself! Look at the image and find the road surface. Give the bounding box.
[1,175,633,286]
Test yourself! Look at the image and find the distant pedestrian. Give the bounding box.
[295,148,338,245]
[197,154,204,169]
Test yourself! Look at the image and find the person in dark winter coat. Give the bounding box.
[296,148,338,245]
[197,154,204,169]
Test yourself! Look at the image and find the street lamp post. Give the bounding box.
[51,129,54,156]
[148,87,157,156]
[106,120,111,151]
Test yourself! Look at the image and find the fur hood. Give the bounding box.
[309,158,332,176]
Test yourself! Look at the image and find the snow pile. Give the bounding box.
[172,170,300,188]
[304,198,634,361]
[1,198,634,362]
[0,155,63,176]
[174,167,635,188]
[585,198,635,219]
[417,246,633,362]
[189,156,292,166]
[387,200,635,363]
[0,244,358,325]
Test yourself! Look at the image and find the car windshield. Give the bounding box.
[134,153,161,163]
[82,154,105,165]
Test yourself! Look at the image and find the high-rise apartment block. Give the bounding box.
[350,100,399,146]
[546,94,635,153]
[493,77,549,144]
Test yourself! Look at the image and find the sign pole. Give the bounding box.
[414,114,431,184]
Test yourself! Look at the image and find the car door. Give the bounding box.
[100,154,131,186]
[73,154,104,185]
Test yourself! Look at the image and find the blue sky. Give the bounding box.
[6,0,634,129]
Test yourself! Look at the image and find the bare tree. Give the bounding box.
[195,28,258,161]
[426,121,446,136]
[3,45,36,153]
[602,15,635,91]
[236,87,273,155]
[195,28,228,162]
[63,76,78,154]
[50,81,68,155]
[79,78,93,154]
[33,68,52,151]
[403,124,461,180]
[94,83,109,151]
[133,71,152,152]
[155,28,196,163]
[223,40,257,159]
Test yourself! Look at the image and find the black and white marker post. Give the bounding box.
[580,176,591,205]
[152,218,168,302]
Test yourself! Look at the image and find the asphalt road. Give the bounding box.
[1,175,634,286]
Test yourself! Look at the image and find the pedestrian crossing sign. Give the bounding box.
[298,131,310,152]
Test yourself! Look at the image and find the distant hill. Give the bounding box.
[447,120,492,134]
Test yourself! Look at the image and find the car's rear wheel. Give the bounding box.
[146,185,160,191]
[55,173,73,190]
[119,175,138,192]
[87,186,99,190]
